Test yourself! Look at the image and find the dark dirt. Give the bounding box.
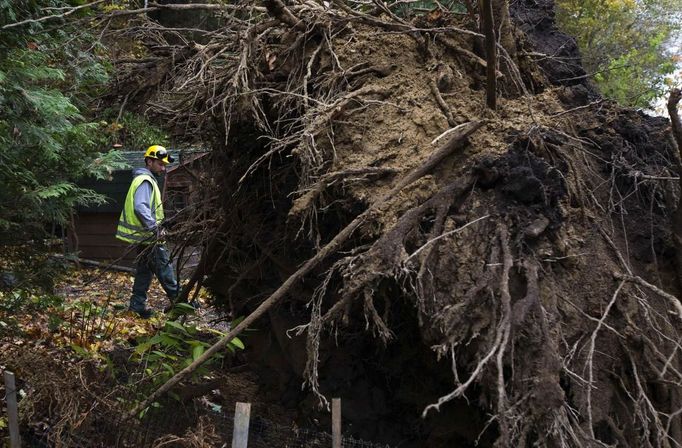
[511,0,592,89]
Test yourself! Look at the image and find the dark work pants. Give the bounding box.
[129,244,179,312]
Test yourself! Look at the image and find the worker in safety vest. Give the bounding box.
[116,145,178,318]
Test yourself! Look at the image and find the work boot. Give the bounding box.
[129,307,155,319]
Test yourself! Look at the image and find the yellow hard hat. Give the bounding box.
[144,145,174,164]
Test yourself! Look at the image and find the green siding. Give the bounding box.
[78,171,166,214]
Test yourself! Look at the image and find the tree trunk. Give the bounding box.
[479,0,497,110]
[491,0,515,60]
[668,89,682,292]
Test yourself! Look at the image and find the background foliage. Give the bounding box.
[100,110,169,151]
[0,0,125,242]
[556,0,680,108]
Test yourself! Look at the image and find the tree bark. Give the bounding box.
[491,0,515,60]
[669,89,682,149]
[480,0,517,97]
[479,0,497,110]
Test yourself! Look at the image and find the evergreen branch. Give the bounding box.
[1,0,105,30]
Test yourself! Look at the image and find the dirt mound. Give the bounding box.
[109,1,682,446]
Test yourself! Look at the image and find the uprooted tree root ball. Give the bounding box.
[101,0,682,446]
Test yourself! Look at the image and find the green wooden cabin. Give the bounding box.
[67,149,208,266]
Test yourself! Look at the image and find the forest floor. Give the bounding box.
[0,253,279,446]
[0,256,358,447]
[1,262,207,356]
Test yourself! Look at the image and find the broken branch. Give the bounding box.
[263,0,307,31]
[429,78,457,127]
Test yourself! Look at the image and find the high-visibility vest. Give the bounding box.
[115,174,164,244]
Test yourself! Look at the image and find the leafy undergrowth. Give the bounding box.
[3,267,160,350]
[0,260,246,438]
[1,265,221,351]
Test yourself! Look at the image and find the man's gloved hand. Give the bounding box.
[151,226,167,241]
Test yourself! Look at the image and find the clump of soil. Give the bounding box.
[106,1,682,446]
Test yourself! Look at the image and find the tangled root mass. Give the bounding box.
[108,0,682,445]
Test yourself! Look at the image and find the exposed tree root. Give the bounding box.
[89,2,682,445]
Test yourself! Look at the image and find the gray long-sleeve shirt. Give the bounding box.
[131,167,160,231]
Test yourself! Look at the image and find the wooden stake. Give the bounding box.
[231,402,251,448]
[3,371,21,448]
[128,121,483,418]
[332,398,341,448]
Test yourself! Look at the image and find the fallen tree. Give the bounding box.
[92,0,682,445]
